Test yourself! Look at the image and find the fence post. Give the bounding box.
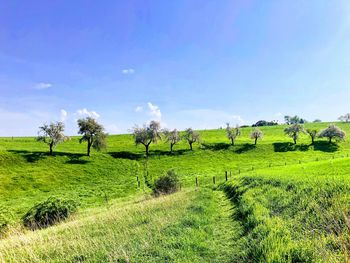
[225,172,228,181]
[213,176,216,184]
[196,177,198,188]
[138,181,140,188]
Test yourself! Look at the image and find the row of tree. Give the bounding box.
[284,124,346,145]
[37,117,106,156]
[36,118,346,157]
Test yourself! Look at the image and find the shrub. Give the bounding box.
[22,197,78,229]
[153,170,180,195]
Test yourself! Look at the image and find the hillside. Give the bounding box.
[1,122,350,262]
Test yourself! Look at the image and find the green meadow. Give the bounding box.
[1,122,350,262]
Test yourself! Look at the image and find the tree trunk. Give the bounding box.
[145,144,149,156]
[231,138,234,146]
[293,137,297,144]
[329,137,332,143]
[255,138,257,145]
[49,143,53,155]
[87,140,92,156]
[189,142,193,150]
[170,143,174,153]
[311,137,314,145]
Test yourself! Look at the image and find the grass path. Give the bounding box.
[0,188,243,263]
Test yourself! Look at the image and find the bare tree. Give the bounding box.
[163,129,181,153]
[306,129,318,145]
[37,122,67,155]
[132,121,161,156]
[318,124,346,143]
[183,128,200,150]
[250,128,263,145]
[339,113,350,122]
[284,124,304,144]
[226,123,240,145]
[77,117,107,156]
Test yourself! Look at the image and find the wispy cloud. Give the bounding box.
[60,109,67,122]
[121,68,135,74]
[135,106,143,112]
[147,102,161,120]
[76,108,100,119]
[34,82,52,90]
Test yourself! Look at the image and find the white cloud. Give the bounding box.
[135,106,143,112]
[76,108,100,119]
[34,82,52,90]
[60,109,67,122]
[121,68,135,74]
[147,102,161,120]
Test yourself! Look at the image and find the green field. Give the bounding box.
[1,122,350,262]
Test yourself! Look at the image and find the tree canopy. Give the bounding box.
[183,128,200,150]
[284,124,305,144]
[37,122,67,155]
[226,123,240,145]
[318,124,346,143]
[250,128,263,145]
[163,129,181,153]
[132,120,161,156]
[77,117,107,156]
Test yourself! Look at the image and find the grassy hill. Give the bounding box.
[1,122,350,262]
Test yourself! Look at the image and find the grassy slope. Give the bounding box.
[1,122,350,219]
[224,158,350,262]
[0,189,244,263]
[1,122,350,262]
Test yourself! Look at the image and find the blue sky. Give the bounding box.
[1,0,350,136]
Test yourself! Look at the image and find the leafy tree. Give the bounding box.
[226,123,240,145]
[306,129,318,145]
[163,129,181,153]
[339,113,350,122]
[132,121,161,156]
[284,124,304,144]
[318,124,346,143]
[284,115,307,124]
[284,115,291,125]
[37,122,67,155]
[250,128,263,145]
[77,117,107,156]
[183,128,200,150]
[313,119,322,123]
[252,120,278,127]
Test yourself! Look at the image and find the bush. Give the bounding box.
[22,197,78,229]
[153,170,180,195]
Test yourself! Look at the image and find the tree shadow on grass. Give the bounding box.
[273,142,310,152]
[108,149,189,160]
[313,141,339,152]
[201,143,231,151]
[8,150,88,164]
[235,143,256,154]
[109,151,144,160]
